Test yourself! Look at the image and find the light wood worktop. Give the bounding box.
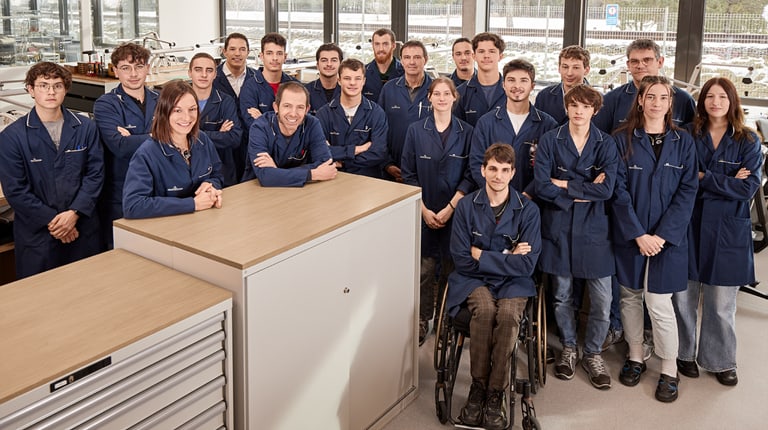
[114,173,421,269]
[0,249,232,403]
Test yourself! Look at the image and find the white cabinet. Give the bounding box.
[113,173,421,430]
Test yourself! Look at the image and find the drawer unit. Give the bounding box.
[0,250,234,429]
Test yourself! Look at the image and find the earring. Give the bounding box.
[637,105,643,112]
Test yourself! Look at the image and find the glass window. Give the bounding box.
[1,0,80,65]
[702,1,768,100]
[278,0,323,61]
[489,0,565,83]
[585,2,679,93]
[223,0,264,67]
[407,0,463,75]
[338,0,391,64]
[94,0,158,47]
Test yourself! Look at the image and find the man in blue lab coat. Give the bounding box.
[363,28,404,102]
[0,62,103,278]
[316,58,388,178]
[93,43,158,249]
[239,32,298,131]
[189,52,243,187]
[448,143,540,430]
[378,40,433,182]
[245,81,336,187]
[534,45,592,125]
[306,43,342,116]
[470,59,558,195]
[454,32,506,127]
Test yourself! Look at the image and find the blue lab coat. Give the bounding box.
[534,124,618,278]
[687,126,762,286]
[239,69,297,130]
[0,108,104,278]
[122,133,223,219]
[470,105,558,193]
[213,63,258,184]
[244,111,332,187]
[305,79,341,116]
[593,81,696,133]
[197,89,243,187]
[402,115,476,257]
[378,74,433,170]
[453,74,506,126]
[316,97,388,178]
[93,85,159,223]
[213,63,257,102]
[363,58,404,102]
[447,188,541,317]
[449,69,475,88]
[611,128,698,293]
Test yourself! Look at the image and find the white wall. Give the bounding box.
[158,0,220,54]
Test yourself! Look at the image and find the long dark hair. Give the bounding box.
[692,77,757,144]
[151,80,200,144]
[615,75,678,158]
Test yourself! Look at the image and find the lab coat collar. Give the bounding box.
[421,114,466,134]
[26,106,83,129]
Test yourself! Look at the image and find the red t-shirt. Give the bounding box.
[269,82,280,95]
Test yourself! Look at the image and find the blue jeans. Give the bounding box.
[673,280,738,372]
[552,275,612,355]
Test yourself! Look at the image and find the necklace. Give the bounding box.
[492,197,510,221]
[648,131,667,146]
[173,145,191,164]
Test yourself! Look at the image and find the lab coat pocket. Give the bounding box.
[717,216,752,250]
[63,145,88,176]
[446,153,469,184]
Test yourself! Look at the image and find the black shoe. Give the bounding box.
[459,381,486,426]
[418,320,428,346]
[619,359,646,387]
[716,369,738,386]
[655,374,680,403]
[676,359,699,378]
[483,390,508,430]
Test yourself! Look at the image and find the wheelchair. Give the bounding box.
[434,283,547,430]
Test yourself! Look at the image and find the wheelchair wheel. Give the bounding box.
[525,299,538,394]
[523,415,542,430]
[433,286,450,371]
[535,284,547,387]
[436,400,448,424]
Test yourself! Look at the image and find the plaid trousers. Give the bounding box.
[466,286,527,391]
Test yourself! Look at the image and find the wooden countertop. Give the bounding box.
[114,173,421,269]
[0,249,232,403]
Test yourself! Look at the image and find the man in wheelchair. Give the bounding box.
[447,143,541,429]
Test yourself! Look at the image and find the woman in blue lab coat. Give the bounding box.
[673,77,762,387]
[0,62,104,279]
[123,80,223,219]
[401,77,475,345]
[534,84,618,387]
[612,75,698,402]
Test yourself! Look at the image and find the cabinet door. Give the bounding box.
[245,232,352,430]
[347,202,419,429]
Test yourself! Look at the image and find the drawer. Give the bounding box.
[131,380,226,429]
[45,350,225,429]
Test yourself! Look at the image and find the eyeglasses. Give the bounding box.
[628,57,657,67]
[35,83,66,92]
[117,64,147,73]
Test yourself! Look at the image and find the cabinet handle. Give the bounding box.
[343,287,350,294]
